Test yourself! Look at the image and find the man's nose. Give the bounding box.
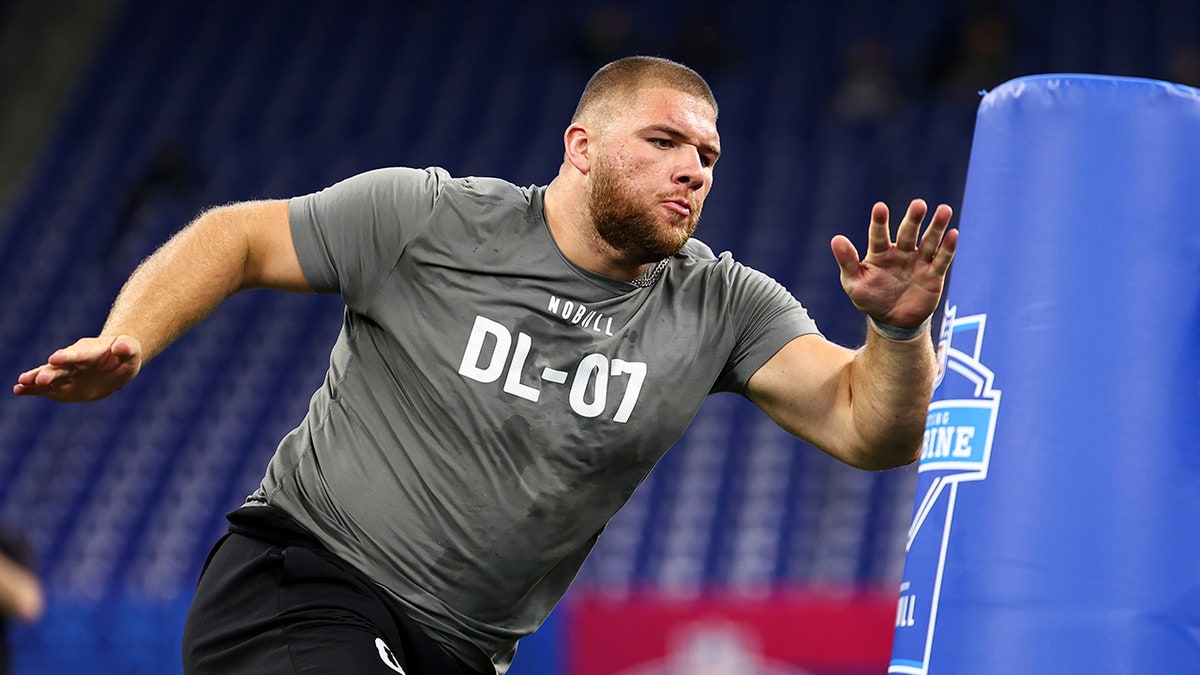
[673,149,706,189]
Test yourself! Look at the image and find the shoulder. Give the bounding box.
[326,166,453,196]
[302,167,534,209]
[448,174,534,203]
[318,168,542,231]
[436,172,539,213]
[670,238,780,288]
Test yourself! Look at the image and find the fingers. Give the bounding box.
[110,338,138,359]
[869,199,951,257]
[13,364,68,396]
[931,227,959,276]
[916,203,955,261]
[46,336,114,368]
[894,199,929,252]
[12,336,143,399]
[830,234,862,279]
[15,357,78,390]
[866,202,891,255]
[846,199,955,269]
[17,357,74,385]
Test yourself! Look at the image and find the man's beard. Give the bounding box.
[588,159,700,266]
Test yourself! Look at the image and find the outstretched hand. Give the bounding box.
[831,199,957,328]
[13,336,143,402]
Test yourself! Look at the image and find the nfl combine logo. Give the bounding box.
[889,304,1002,675]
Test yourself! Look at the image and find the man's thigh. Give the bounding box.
[182,533,415,674]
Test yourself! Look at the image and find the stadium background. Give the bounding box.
[0,0,1195,672]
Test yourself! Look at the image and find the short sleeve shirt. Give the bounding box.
[253,167,819,672]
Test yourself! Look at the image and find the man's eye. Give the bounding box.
[651,138,673,148]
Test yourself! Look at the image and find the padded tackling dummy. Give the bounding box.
[889,75,1200,674]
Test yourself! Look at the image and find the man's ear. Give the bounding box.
[564,123,593,174]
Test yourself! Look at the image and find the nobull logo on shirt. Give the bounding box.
[546,295,617,336]
[890,304,1002,675]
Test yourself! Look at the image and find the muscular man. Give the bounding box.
[15,56,956,674]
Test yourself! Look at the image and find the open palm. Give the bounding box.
[831,199,958,328]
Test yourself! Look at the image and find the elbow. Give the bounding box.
[858,445,920,472]
[197,205,255,290]
[845,430,923,471]
[843,398,929,471]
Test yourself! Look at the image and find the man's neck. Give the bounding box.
[543,175,648,283]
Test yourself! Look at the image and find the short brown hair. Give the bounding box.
[571,56,718,125]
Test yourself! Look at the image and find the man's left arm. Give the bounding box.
[746,199,957,470]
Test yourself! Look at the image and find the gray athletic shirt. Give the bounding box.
[249,167,819,673]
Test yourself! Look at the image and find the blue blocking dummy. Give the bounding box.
[889,75,1200,674]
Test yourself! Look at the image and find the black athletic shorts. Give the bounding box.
[182,505,482,675]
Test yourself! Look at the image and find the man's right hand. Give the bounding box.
[13,336,143,402]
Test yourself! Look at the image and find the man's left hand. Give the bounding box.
[831,199,958,328]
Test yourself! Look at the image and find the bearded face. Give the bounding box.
[587,154,702,265]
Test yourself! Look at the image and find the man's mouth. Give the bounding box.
[662,198,691,216]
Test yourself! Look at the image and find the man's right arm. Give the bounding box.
[13,199,310,402]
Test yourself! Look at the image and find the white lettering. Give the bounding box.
[458,316,511,383]
[459,314,646,424]
[569,353,609,417]
[921,425,978,461]
[503,332,540,402]
[952,426,975,457]
[541,367,568,384]
[895,594,917,628]
[545,294,620,335]
[610,359,646,423]
[935,426,955,458]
